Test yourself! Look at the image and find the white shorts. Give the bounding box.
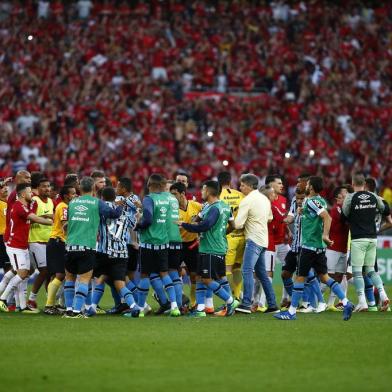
[265,251,276,272]
[29,243,47,268]
[326,249,347,274]
[275,243,290,266]
[6,246,31,271]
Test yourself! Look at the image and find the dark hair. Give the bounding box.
[365,177,377,193]
[295,188,306,195]
[217,171,231,186]
[102,186,116,202]
[31,172,44,188]
[38,177,50,186]
[333,186,345,199]
[147,174,165,189]
[118,177,132,192]
[105,177,113,187]
[265,174,281,185]
[298,173,311,180]
[203,180,220,197]
[352,172,365,186]
[176,171,189,180]
[64,174,78,186]
[308,176,323,193]
[80,176,94,193]
[240,173,259,190]
[59,185,75,199]
[342,183,354,193]
[90,170,105,179]
[170,182,187,194]
[16,183,30,195]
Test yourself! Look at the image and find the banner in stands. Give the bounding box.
[377,236,392,284]
[185,91,268,103]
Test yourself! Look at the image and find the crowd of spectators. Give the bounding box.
[0,0,391,202]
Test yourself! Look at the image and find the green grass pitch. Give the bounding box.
[1,285,391,392]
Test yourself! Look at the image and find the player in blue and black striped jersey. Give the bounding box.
[88,186,139,316]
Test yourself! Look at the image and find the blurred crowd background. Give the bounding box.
[0,0,391,202]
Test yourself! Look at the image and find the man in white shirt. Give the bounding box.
[233,174,278,314]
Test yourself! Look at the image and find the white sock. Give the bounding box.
[281,286,289,301]
[302,301,309,308]
[288,305,297,315]
[197,304,205,312]
[170,301,178,310]
[0,274,23,301]
[14,290,20,308]
[18,279,28,309]
[341,277,348,297]
[205,297,213,308]
[342,298,348,306]
[378,288,388,302]
[0,270,16,296]
[29,292,38,301]
[259,289,266,308]
[268,276,273,284]
[327,292,336,306]
[7,289,16,305]
[225,296,233,305]
[90,303,97,311]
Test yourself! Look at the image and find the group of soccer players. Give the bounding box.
[0,168,390,320]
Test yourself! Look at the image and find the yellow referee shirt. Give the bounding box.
[50,201,68,242]
[179,200,202,242]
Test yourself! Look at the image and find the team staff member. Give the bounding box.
[170,181,201,307]
[217,171,245,300]
[63,177,123,318]
[44,185,77,315]
[342,173,389,311]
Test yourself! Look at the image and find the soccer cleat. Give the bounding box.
[27,299,38,309]
[263,306,279,313]
[343,301,354,321]
[274,311,296,320]
[155,302,171,315]
[7,304,17,312]
[214,307,227,316]
[335,302,344,310]
[205,306,215,314]
[87,307,97,317]
[326,305,341,312]
[226,299,239,316]
[20,307,40,314]
[169,307,181,317]
[0,300,9,313]
[380,299,390,312]
[354,304,368,312]
[235,304,252,314]
[188,310,206,318]
[315,302,327,313]
[143,304,152,315]
[62,310,74,318]
[257,306,268,313]
[44,306,61,315]
[123,308,145,318]
[106,303,129,315]
[95,306,106,315]
[179,305,189,315]
[299,305,316,313]
[72,312,89,319]
[368,305,378,312]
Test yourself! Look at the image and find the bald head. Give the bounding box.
[15,170,31,185]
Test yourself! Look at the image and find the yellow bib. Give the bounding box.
[29,196,54,243]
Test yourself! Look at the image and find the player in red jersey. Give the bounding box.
[266,175,291,305]
[0,184,52,313]
[325,185,351,311]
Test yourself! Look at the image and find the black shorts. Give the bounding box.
[0,235,10,268]
[94,252,109,278]
[127,244,139,272]
[182,241,198,273]
[282,250,298,274]
[46,238,66,275]
[168,243,182,270]
[198,253,226,280]
[297,248,327,277]
[140,247,168,275]
[65,250,96,275]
